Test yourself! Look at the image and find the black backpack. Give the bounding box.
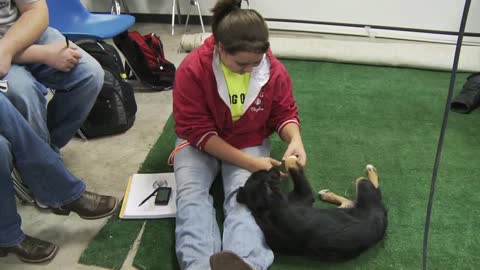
[75,39,137,138]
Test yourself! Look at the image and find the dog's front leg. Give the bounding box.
[285,156,314,205]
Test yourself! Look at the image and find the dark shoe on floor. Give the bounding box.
[451,73,480,113]
[210,251,255,270]
[51,191,118,220]
[0,235,58,263]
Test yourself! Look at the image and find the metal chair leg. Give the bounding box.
[120,0,130,13]
[171,0,176,35]
[184,1,193,33]
[12,169,35,204]
[184,0,205,33]
[76,129,88,141]
[111,0,120,14]
[111,0,129,14]
[195,0,205,33]
[172,0,183,35]
[176,0,182,24]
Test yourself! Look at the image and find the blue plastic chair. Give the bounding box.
[46,0,135,40]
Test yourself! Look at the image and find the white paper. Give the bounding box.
[120,173,176,219]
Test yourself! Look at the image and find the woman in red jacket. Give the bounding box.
[172,1,307,269]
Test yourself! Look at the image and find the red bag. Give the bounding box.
[114,31,176,90]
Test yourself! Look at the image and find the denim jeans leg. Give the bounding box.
[1,65,50,145]
[221,139,274,270]
[28,27,104,148]
[173,139,222,270]
[0,136,25,247]
[0,95,85,208]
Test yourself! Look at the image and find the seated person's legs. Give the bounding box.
[217,139,274,270]
[5,27,104,149]
[1,65,50,145]
[0,135,58,263]
[0,135,23,247]
[0,94,117,263]
[30,27,104,149]
[173,139,222,270]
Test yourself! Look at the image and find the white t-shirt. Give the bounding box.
[0,0,38,38]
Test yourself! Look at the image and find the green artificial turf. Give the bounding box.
[79,60,480,270]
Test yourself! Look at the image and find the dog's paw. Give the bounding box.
[318,189,331,200]
[366,164,377,173]
[285,155,299,171]
[318,189,330,195]
[339,201,355,209]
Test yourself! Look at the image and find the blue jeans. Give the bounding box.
[174,139,274,270]
[0,94,85,247]
[1,27,104,148]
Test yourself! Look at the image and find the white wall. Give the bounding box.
[83,0,480,43]
[253,0,480,33]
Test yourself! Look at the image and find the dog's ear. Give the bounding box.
[236,187,246,203]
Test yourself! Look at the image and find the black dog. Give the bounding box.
[236,157,387,262]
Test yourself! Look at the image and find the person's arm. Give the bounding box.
[14,42,82,72]
[267,58,306,167]
[279,123,306,167]
[0,0,48,62]
[0,0,82,74]
[204,135,281,172]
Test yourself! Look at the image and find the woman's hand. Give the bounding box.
[248,156,282,173]
[282,137,307,168]
[44,42,82,72]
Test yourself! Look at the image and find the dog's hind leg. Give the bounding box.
[318,189,354,208]
[366,164,379,188]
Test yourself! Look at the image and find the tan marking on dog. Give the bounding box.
[366,164,379,188]
[319,189,354,208]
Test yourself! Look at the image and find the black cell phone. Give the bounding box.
[155,187,172,205]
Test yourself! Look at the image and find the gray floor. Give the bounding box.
[0,23,196,270]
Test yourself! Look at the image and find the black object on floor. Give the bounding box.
[75,39,137,139]
[450,73,480,113]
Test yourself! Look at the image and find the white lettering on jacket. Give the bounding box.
[250,107,264,113]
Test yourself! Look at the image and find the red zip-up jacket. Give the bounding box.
[173,35,299,151]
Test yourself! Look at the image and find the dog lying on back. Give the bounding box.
[236,156,387,262]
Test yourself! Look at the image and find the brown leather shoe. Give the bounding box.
[51,191,118,220]
[0,235,58,263]
[210,251,255,270]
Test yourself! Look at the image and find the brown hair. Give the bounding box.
[211,0,270,54]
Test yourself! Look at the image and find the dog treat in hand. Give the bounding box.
[285,155,298,171]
